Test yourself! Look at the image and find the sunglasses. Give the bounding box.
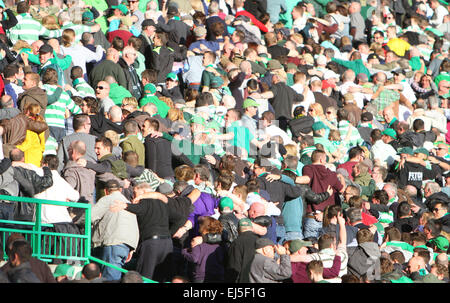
[433,208,442,212]
[96,86,105,90]
[326,111,332,114]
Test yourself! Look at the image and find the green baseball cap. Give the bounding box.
[144,83,156,95]
[397,147,414,155]
[166,72,178,81]
[242,98,259,109]
[429,236,449,252]
[288,239,313,254]
[414,147,429,156]
[238,218,253,227]
[53,263,75,278]
[381,128,397,139]
[112,4,128,15]
[82,11,94,22]
[312,121,327,131]
[219,197,234,211]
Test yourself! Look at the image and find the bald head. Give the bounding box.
[408,256,426,273]
[31,40,44,54]
[108,105,122,123]
[248,202,265,219]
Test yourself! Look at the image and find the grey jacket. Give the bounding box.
[347,242,381,279]
[249,253,292,283]
[57,131,97,172]
[91,191,139,249]
[62,160,96,204]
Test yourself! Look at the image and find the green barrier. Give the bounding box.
[0,194,159,283]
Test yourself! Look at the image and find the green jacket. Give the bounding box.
[332,58,371,80]
[120,135,145,167]
[109,82,132,106]
[354,172,376,200]
[140,95,170,118]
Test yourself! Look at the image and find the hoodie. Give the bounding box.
[17,86,48,117]
[347,241,381,279]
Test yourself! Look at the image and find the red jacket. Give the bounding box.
[235,10,268,33]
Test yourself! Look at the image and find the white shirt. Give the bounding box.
[34,170,80,224]
[260,124,294,145]
[370,140,398,167]
[291,83,314,112]
[339,81,366,109]
[60,44,104,75]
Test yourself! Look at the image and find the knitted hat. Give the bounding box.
[219,197,234,211]
[144,83,156,95]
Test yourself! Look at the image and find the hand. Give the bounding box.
[337,212,345,226]
[173,134,182,140]
[369,224,378,235]
[150,131,163,138]
[76,158,87,167]
[20,52,29,65]
[125,250,134,263]
[274,244,287,255]
[410,203,421,214]
[314,211,323,222]
[265,174,281,182]
[109,200,127,212]
[122,178,131,189]
[191,236,203,248]
[326,185,333,196]
[64,84,72,91]
[363,202,371,210]
[205,154,217,165]
[172,226,187,239]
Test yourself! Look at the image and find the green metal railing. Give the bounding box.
[0,194,157,283]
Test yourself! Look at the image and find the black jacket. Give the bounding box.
[145,45,175,84]
[89,112,123,137]
[225,230,260,283]
[6,262,41,283]
[144,136,175,179]
[118,57,143,101]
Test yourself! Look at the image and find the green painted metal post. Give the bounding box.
[84,203,92,264]
[33,203,42,258]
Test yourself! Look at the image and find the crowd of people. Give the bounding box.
[0,0,447,284]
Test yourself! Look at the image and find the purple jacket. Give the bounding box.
[188,192,220,235]
[182,242,225,282]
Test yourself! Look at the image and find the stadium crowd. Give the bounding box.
[0,0,447,284]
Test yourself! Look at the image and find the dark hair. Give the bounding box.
[17,1,30,14]
[42,154,59,170]
[121,271,143,283]
[397,201,411,218]
[372,190,389,205]
[141,69,158,84]
[357,228,374,244]
[210,21,225,37]
[216,170,234,191]
[318,233,335,250]
[72,114,90,131]
[2,64,18,79]
[82,263,101,280]
[346,207,362,224]
[370,129,382,142]
[9,240,32,263]
[413,119,425,131]
[83,96,99,114]
[95,136,113,152]
[70,66,84,80]
[123,119,139,135]
[341,274,360,283]
[123,150,139,167]
[348,146,364,160]
[42,68,58,85]
[385,226,401,241]
[389,250,405,264]
[414,247,431,264]
[128,36,142,50]
[194,164,210,182]
[425,219,442,238]
[111,36,124,51]
[195,92,214,107]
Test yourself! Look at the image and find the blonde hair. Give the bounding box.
[104,130,120,147]
[12,40,32,53]
[42,15,60,30]
[25,103,44,122]
[309,103,324,117]
[284,144,298,157]
[61,28,75,47]
[122,97,138,110]
[191,0,205,13]
[167,108,185,122]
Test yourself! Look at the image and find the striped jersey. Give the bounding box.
[310,247,348,283]
[43,84,81,129]
[60,22,94,43]
[73,78,95,98]
[8,13,62,45]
